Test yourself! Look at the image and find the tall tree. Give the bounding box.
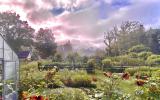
[35,28,57,58]
[104,26,118,56]
[117,21,146,54]
[104,21,148,56]
[145,29,160,54]
[0,12,35,52]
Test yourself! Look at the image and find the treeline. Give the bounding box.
[104,21,160,56]
[0,12,57,58]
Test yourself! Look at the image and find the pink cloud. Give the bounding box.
[0,0,106,49]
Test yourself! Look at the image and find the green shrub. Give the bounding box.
[57,69,95,88]
[138,52,152,60]
[63,74,95,88]
[49,88,89,100]
[134,71,151,77]
[146,55,160,66]
[125,67,138,76]
[87,59,96,73]
[102,58,112,67]
[118,56,144,66]
[47,79,64,88]
[128,44,150,53]
[71,74,93,87]
[104,55,145,66]
[128,52,138,58]
[153,70,160,77]
[125,66,159,76]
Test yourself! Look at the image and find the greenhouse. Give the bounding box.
[0,34,19,100]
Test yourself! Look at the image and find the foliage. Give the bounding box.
[35,28,57,58]
[102,58,112,67]
[102,73,122,99]
[71,75,94,87]
[81,56,88,64]
[47,79,64,88]
[57,69,95,87]
[125,66,159,76]
[134,71,150,80]
[128,52,138,58]
[49,88,89,100]
[138,51,152,60]
[104,21,160,55]
[118,55,144,66]
[146,55,160,66]
[145,29,160,54]
[66,52,81,65]
[128,44,150,53]
[53,52,62,62]
[104,27,118,56]
[108,55,144,66]
[87,59,96,73]
[0,12,35,52]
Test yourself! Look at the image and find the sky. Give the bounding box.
[0,0,160,49]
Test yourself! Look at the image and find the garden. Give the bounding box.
[0,11,160,100]
[19,57,160,100]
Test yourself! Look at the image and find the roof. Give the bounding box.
[18,51,30,59]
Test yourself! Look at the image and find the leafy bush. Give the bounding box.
[134,71,151,79]
[128,52,138,58]
[53,52,62,62]
[57,69,95,88]
[146,55,160,66]
[47,79,64,88]
[125,66,159,76]
[118,56,144,66]
[102,59,112,67]
[71,75,93,87]
[128,44,150,53]
[87,59,96,73]
[138,52,152,60]
[49,88,89,100]
[109,55,144,66]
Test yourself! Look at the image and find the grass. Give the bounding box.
[20,61,160,99]
[119,78,137,95]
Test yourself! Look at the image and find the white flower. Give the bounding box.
[95,92,104,98]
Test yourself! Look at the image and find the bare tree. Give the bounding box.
[104,26,118,56]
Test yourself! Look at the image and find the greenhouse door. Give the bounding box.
[2,60,18,100]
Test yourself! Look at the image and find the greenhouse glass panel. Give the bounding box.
[0,49,3,60]
[4,50,13,61]
[13,52,19,62]
[4,62,16,80]
[4,42,13,61]
[0,36,3,48]
[0,36,3,59]
[0,34,19,100]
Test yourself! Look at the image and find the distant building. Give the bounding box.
[18,51,32,60]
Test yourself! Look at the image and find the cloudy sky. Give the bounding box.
[0,0,160,49]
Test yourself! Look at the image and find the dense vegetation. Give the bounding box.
[0,12,160,99]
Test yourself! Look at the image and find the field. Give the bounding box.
[19,61,160,100]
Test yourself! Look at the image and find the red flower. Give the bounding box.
[92,76,97,82]
[37,95,44,100]
[30,95,37,100]
[136,79,146,86]
[22,91,28,99]
[135,74,140,79]
[103,72,112,78]
[122,72,130,80]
